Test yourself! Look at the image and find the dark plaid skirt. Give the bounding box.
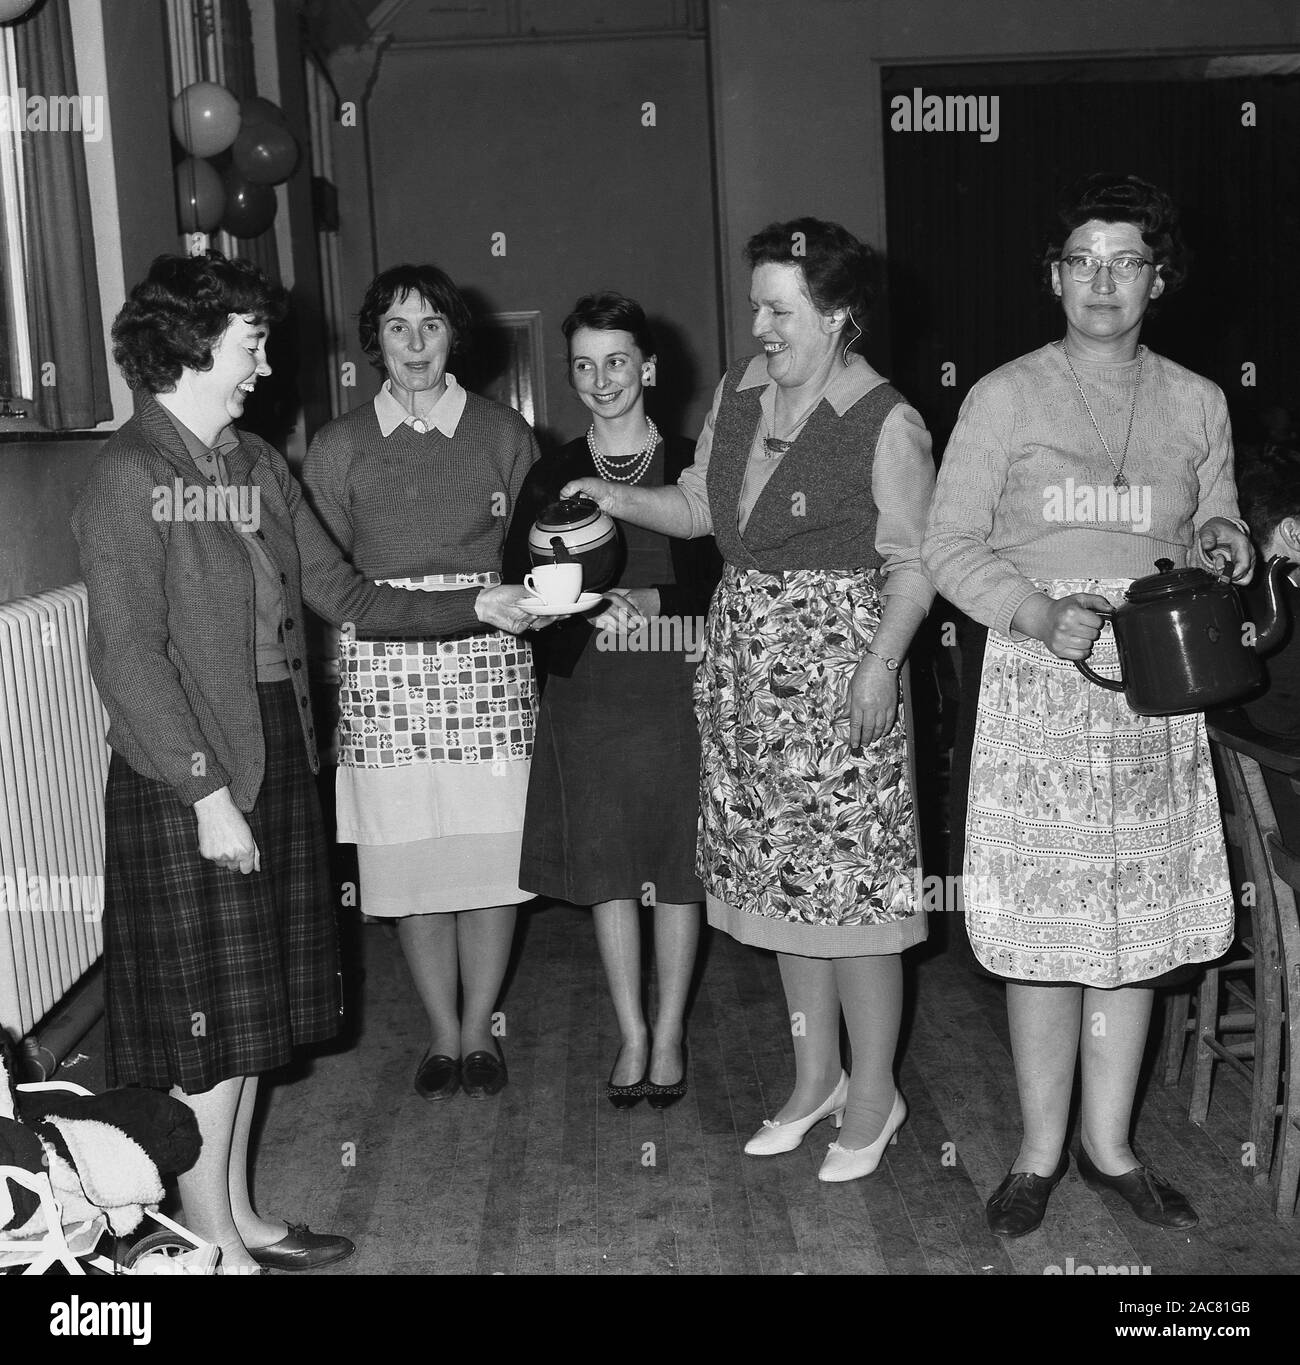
[103,681,341,1092]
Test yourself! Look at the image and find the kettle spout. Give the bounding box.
[1252,554,1296,654]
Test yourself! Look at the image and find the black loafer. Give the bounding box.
[248,1224,355,1272]
[1076,1147,1199,1228]
[462,1045,507,1098]
[414,1053,460,1101]
[986,1156,1070,1238]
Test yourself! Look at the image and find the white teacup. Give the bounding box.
[524,562,583,605]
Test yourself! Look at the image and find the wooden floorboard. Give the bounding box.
[66,899,1300,1276]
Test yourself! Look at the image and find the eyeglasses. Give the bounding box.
[1059,255,1153,284]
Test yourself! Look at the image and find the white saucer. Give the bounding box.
[520,592,604,616]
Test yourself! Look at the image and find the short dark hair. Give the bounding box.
[1239,457,1300,548]
[358,263,473,370]
[561,292,657,359]
[111,252,287,394]
[1042,172,1189,300]
[744,217,876,330]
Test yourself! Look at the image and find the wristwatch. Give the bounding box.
[863,647,899,671]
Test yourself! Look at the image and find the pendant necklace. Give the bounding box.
[1056,341,1144,489]
[763,394,821,457]
[588,416,659,483]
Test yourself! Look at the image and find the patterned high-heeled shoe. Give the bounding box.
[817,1089,907,1182]
[646,1042,688,1110]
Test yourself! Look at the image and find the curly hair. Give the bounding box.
[744,217,876,335]
[1238,456,1300,548]
[111,252,288,394]
[357,264,474,371]
[1042,172,1190,300]
[561,291,657,361]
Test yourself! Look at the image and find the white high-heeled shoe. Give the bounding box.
[817,1089,907,1182]
[743,1072,850,1156]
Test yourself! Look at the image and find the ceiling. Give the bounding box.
[299,0,706,53]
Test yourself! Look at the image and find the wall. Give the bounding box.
[708,0,1300,365]
[0,0,174,604]
[344,34,721,446]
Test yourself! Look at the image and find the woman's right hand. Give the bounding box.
[194,787,261,874]
[475,583,542,634]
[560,477,624,518]
[1014,591,1113,660]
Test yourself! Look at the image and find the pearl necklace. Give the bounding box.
[1056,341,1145,489]
[587,417,659,484]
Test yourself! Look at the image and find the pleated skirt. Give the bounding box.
[103,681,340,1093]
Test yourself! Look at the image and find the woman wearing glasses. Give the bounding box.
[924,173,1252,1237]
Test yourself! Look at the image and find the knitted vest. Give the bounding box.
[706,357,900,571]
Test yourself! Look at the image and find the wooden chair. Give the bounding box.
[1188,723,1300,1217]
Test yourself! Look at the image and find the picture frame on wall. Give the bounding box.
[479,310,547,430]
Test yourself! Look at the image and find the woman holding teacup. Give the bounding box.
[304,263,540,1103]
[506,292,721,1107]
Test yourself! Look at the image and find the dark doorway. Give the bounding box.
[881,60,1300,458]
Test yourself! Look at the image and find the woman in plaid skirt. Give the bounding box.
[72,253,540,1274]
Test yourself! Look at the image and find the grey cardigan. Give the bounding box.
[72,392,485,811]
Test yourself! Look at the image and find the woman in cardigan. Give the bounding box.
[72,252,537,1273]
[304,264,540,1104]
[923,173,1253,1237]
[505,293,721,1107]
[564,221,935,1179]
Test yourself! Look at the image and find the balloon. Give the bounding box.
[175,157,225,233]
[221,169,277,238]
[240,96,288,128]
[171,81,241,157]
[0,0,39,22]
[232,121,299,185]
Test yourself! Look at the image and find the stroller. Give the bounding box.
[0,1069,215,1276]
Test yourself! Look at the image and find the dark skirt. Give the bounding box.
[519,628,703,906]
[949,615,1200,991]
[103,681,341,1092]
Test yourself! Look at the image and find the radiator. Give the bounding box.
[0,584,108,1041]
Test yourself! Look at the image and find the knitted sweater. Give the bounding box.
[680,357,934,608]
[923,344,1241,637]
[302,390,538,578]
[72,392,489,812]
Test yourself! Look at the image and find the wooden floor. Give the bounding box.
[67,899,1299,1278]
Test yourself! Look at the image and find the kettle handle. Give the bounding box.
[1073,608,1122,689]
[1074,658,1125,691]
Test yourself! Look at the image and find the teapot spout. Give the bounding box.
[1252,554,1296,654]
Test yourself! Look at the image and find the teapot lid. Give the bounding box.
[1125,557,1218,604]
[536,495,603,527]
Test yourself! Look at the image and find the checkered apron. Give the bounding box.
[102,680,340,1093]
[336,572,535,771]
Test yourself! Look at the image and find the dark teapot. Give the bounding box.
[527,496,623,593]
[1075,556,1294,716]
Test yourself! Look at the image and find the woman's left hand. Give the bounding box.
[1198,518,1255,583]
[847,655,899,751]
[590,588,655,634]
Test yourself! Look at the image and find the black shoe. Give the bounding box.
[986,1156,1070,1238]
[462,1043,507,1098]
[248,1224,355,1272]
[645,1043,688,1110]
[414,1053,460,1101]
[606,1062,650,1110]
[1076,1147,1199,1228]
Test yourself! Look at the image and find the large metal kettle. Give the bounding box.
[1075,556,1294,716]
